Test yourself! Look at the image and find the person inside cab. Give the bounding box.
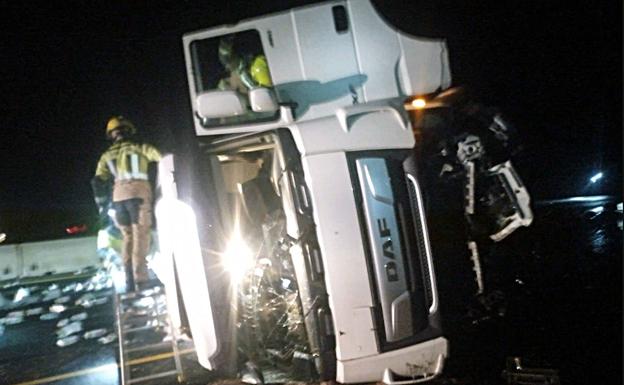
[217,35,273,93]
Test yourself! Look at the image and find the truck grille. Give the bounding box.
[405,174,434,311]
[350,153,433,349]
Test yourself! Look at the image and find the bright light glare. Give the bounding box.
[93,362,119,384]
[590,172,603,183]
[411,98,427,109]
[96,229,110,250]
[222,231,254,284]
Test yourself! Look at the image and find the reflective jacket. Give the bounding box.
[94,140,161,202]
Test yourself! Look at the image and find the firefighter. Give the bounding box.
[91,116,161,292]
[217,36,272,92]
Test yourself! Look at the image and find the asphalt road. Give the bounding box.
[0,273,119,385]
[0,199,620,385]
[0,274,211,385]
[430,198,622,385]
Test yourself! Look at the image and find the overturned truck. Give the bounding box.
[155,1,531,384]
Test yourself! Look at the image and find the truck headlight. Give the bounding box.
[222,228,254,285]
[411,97,427,109]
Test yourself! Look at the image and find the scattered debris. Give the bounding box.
[501,357,560,385]
[70,312,88,322]
[132,296,156,308]
[2,317,23,325]
[21,295,42,306]
[90,270,113,288]
[3,312,24,325]
[42,289,62,302]
[49,304,66,313]
[56,321,83,338]
[84,329,108,339]
[139,287,161,297]
[123,307,148,316]
[0,292,10,308]
[92,296,109,306]
[3,310,26,324]
[40,312,60,321]
[25,307,44,316]
[240,361,265,385]
[13,288,30,303]
[75,293,95,306]
[7,310,25,318]
[56,335,80,347]
[47,284,59,292]
[62,283,77,293]
[97,333,117,345]
[75,293,108,308]
[54,296,71,304]
[84,282,96,292]
[151,318,168,328]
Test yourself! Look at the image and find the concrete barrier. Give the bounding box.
[0,236,100,280]
[0,244,20,281]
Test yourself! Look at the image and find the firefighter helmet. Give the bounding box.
[106,116,136,138]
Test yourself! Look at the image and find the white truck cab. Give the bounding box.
[156,1,451,383]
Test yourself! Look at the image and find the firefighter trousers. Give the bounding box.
[114,198,152,290]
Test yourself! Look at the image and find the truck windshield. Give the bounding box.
[190,30,278,127]
[204,132,322,380]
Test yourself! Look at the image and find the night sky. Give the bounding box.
[0,0,621,214]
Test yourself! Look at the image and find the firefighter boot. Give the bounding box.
[124,260,136,293]
[120,225,136,292]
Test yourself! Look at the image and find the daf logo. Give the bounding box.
[377,218,399,282]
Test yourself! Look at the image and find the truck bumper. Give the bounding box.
[337,336,448,384]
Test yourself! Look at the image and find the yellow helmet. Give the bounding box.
[250,55,272,87]
[106,116,136,138]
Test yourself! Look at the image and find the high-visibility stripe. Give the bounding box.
[116,172,149,181]
[106,160,117,177]
[96,141,160,182]
[131,153,140,176]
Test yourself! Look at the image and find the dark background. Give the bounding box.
[0,0,621,234]
[0,2,620,384]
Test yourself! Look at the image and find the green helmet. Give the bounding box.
[250,55,272,87]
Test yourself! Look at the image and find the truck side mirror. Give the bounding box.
[196,90,246,119]
[248,87,278,113]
